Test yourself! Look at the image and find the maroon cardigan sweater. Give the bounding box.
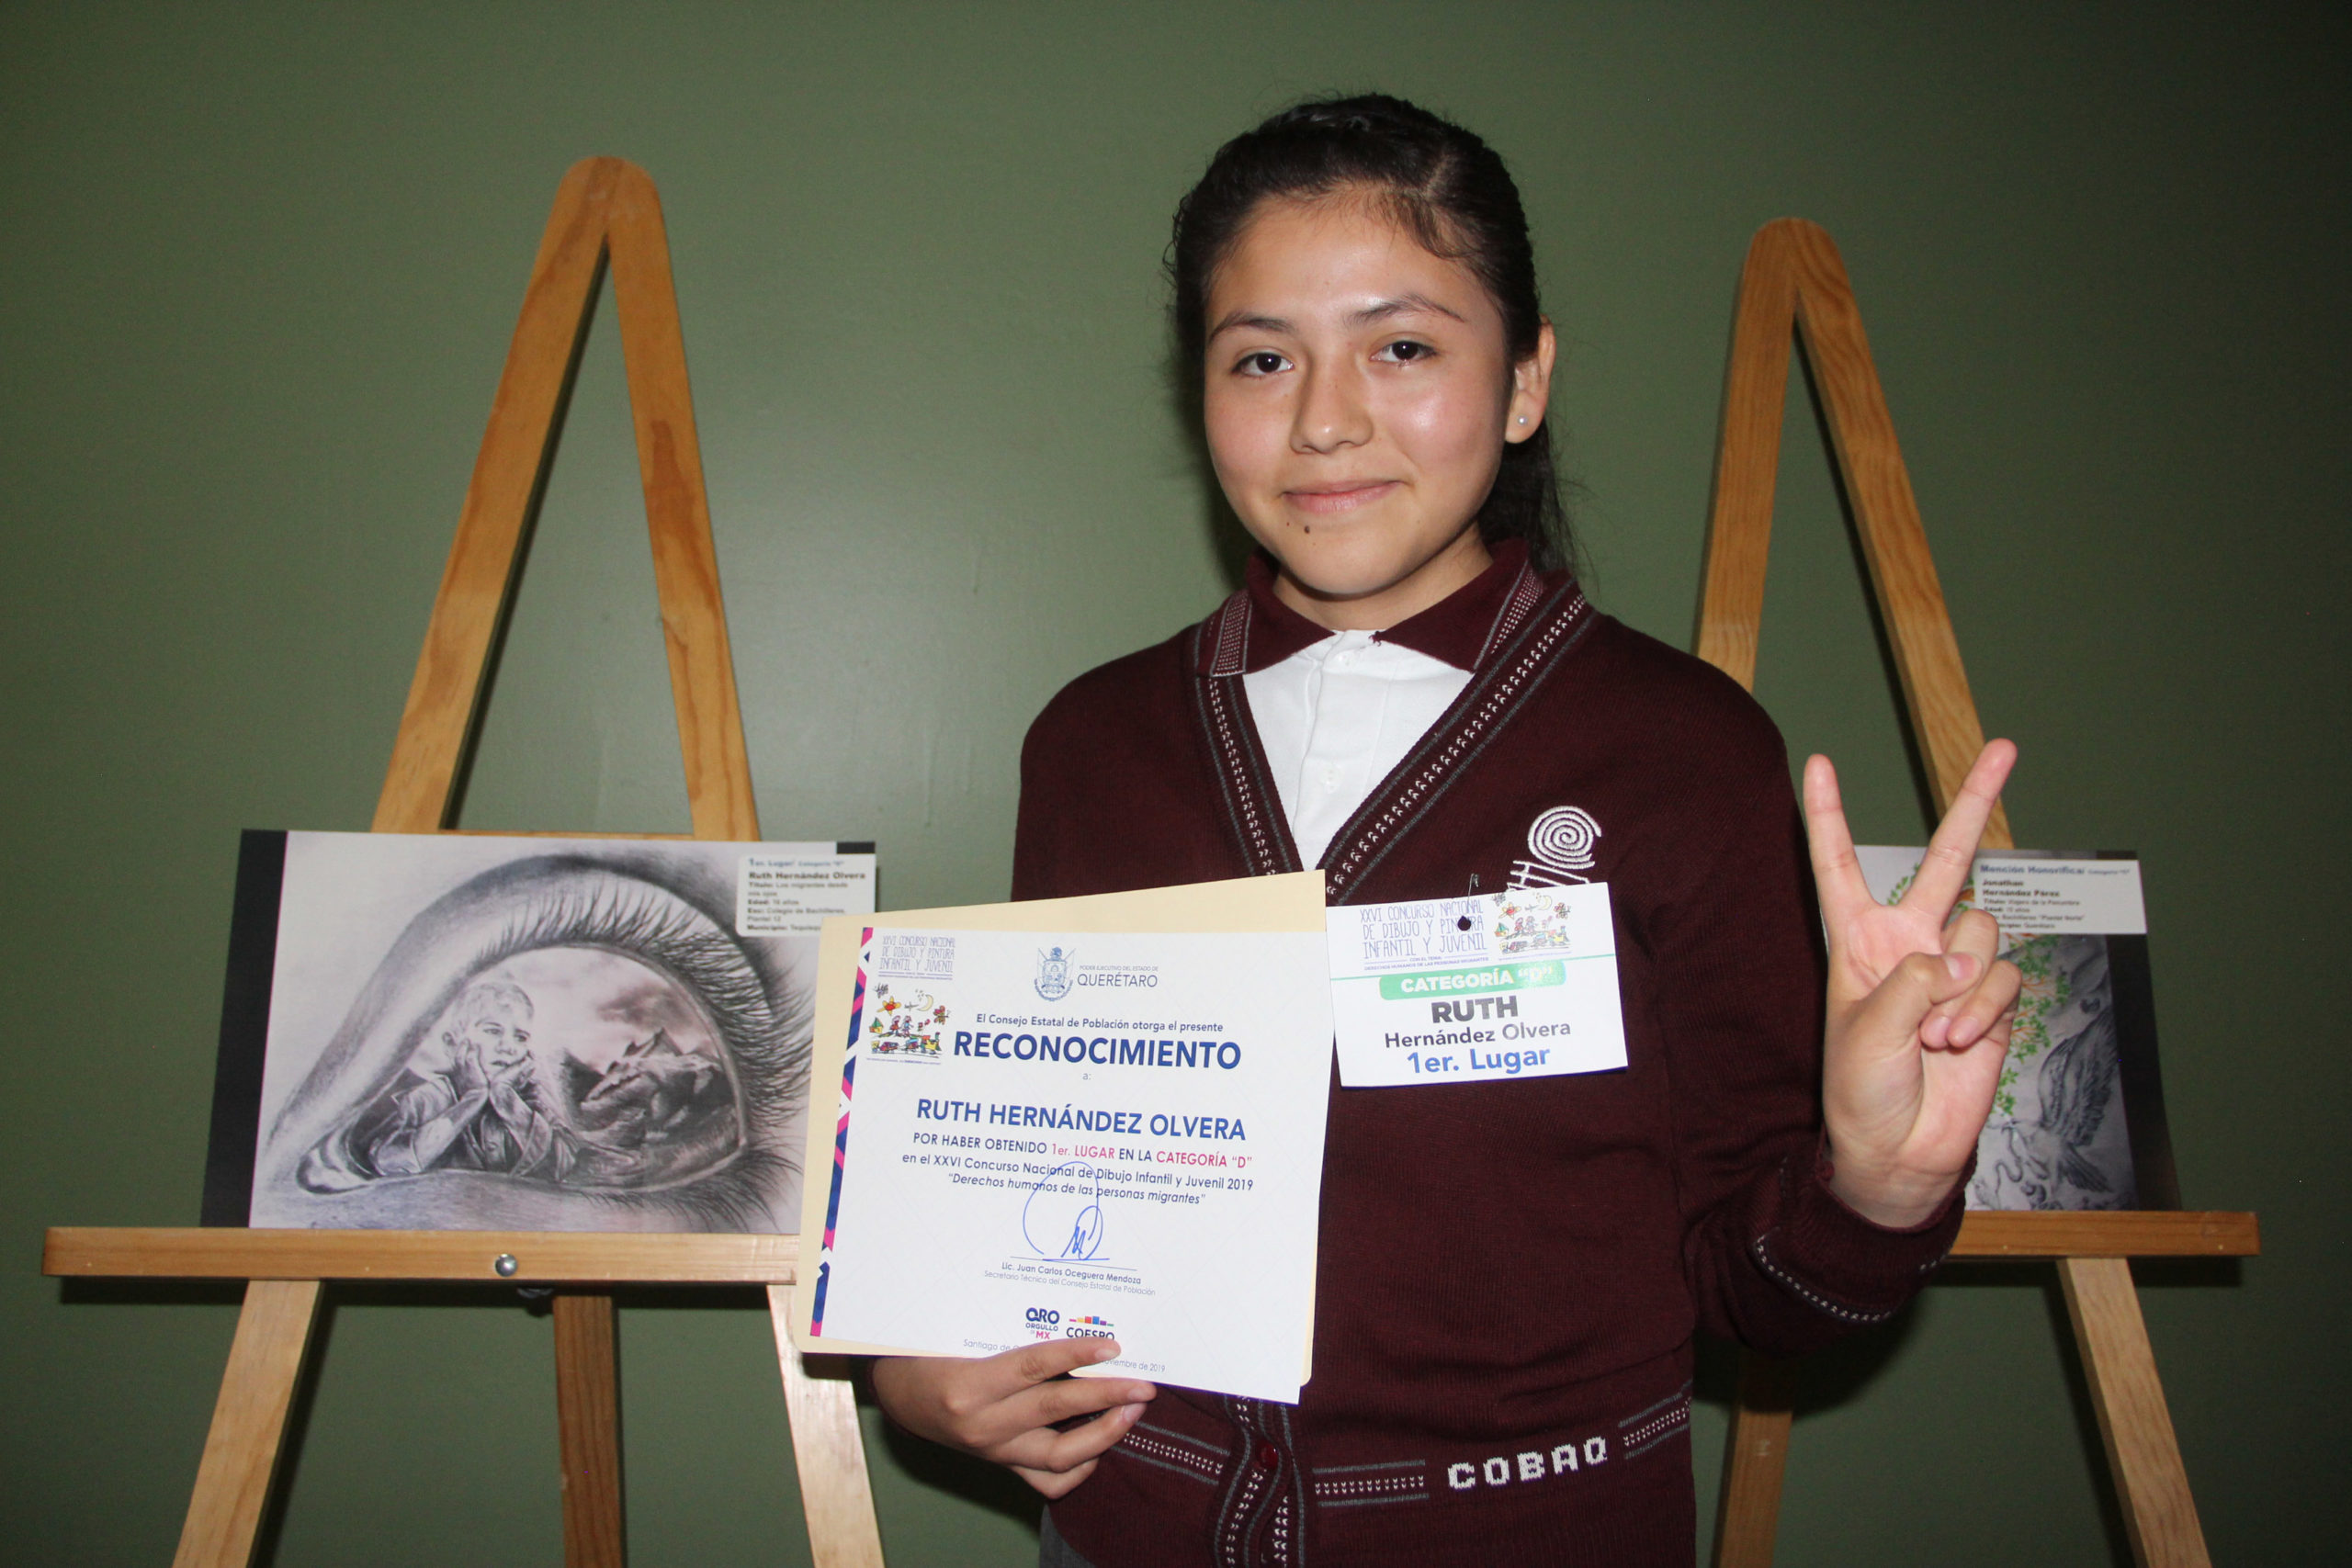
[1015,544,1961,1568]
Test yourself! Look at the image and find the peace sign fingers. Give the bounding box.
[1901,740,2019,922]
[1811,739,2022,1229]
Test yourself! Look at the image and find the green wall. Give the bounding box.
[3,3,2343,1562]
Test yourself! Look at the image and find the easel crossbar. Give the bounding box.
[1951,1212,2256,1258]
[41,1213,2256,1288]
[45,1228,800,1283]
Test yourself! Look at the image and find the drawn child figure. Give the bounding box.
[360,977,575,1182]
[873,96,2023,1567]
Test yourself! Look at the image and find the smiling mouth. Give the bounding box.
[1284,480,1400,516]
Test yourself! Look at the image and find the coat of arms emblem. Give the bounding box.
[1034,945,1074,1000]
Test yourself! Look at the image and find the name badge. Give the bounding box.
[1325,886,1630,1088]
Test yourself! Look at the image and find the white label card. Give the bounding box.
[1325,886,1630,1088]
[1851,849,2146,936]
[736,850,878,935]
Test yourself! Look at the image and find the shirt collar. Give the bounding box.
[1221,538,1545,675]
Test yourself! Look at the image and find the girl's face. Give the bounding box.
[1202,194,1554,630]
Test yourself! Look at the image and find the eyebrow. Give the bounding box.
[1351,292,1466,326]
[1207,292,1469,342]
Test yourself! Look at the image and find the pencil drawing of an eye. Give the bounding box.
[256,854,809,1232]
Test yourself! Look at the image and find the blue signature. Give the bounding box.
[1021,1159,1108,1261]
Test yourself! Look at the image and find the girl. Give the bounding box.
[874,95,2018,1568]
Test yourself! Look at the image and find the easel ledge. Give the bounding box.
[1949,1212,2256,1258]
[44,1228,803,1283]
[43,1210,2256,1288]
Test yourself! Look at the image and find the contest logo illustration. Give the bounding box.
[1034,944,1074,1000]
[1496,890,1576,955]
[865,983,947,1057]
[1509,805,1601,890]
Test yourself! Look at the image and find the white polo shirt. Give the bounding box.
[1243,629,1471,868]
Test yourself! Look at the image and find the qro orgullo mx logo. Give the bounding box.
[1026,1306,1114,1341]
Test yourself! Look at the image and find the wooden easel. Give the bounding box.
[1694,219,2260,1568]
[44,158,886,1568]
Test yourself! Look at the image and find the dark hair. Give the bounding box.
[1170,93,1574,573]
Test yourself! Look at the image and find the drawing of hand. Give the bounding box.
[1806,740,2024,1229]
[487,1068,533,1128]
[448,1035,492,1101]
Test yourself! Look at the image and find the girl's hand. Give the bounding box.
[1804,741,2024,1229]
[870,1340,1158,1498]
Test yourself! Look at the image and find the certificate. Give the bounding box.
[1325,886,1629,1088]
[790,873,1331,1404]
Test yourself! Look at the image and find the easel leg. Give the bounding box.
[173,1279,322,1568]
[2058,1258,2211,1568]
[767,1286,887,1568]
[553,1291,627,1568]
[1711,1349,1799,1568]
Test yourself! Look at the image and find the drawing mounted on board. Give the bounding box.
[205,831,875,1232]
[1854,846,2180,1212]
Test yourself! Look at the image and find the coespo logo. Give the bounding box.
[1063,1314,1114,1339]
